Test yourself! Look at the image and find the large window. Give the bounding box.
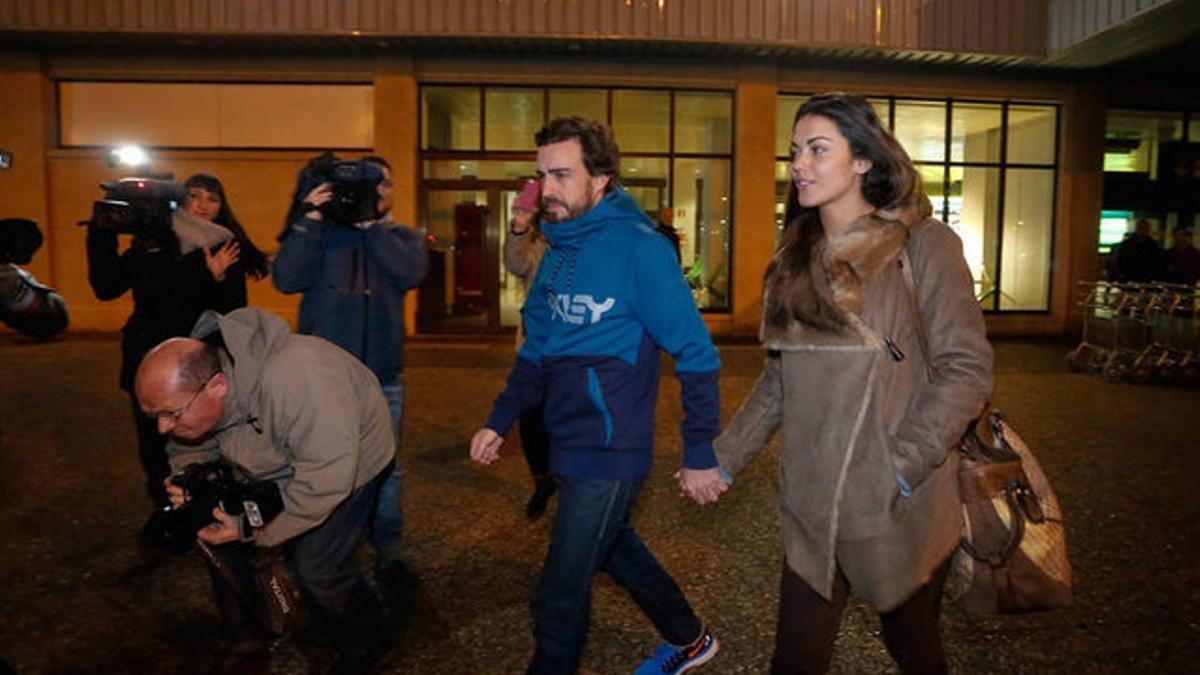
[776,95,1059,312]
[421,85,734,311]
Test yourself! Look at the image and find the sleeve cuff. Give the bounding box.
[682,440,718,470]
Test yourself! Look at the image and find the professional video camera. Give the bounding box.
[297,152,385,224]
[148,460,284,553]
[79,176,186,239]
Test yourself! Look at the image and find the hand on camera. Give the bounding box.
[302,183,333,221]
[204,240,241,282]
[164,478,187,507]
[197,505,241,545]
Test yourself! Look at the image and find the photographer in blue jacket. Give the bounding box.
[272,154,428,581]
[469,117,725,675]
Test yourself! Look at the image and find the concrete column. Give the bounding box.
[373,61,421,335]
[731,72,779,337]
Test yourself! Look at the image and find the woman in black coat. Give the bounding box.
[86,173,268,523]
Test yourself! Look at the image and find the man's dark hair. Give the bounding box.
[362,155,391,172]
[178,342,221,393]
[535,116,620,190]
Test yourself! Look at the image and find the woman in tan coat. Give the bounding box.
[713,94,992,673]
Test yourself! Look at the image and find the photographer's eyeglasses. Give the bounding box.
[144,375,215,422]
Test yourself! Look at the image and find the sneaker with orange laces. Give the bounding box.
[633,627,719,674]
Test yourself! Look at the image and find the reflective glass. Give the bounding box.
[422,86,481,150]
[894,100,946,162]
[948,166,1001,306]
[868,98,891,129]
[1007,105,1057,166]
[1190,115,1199,143]
[424,160,535,181]
[612,89,670,152]
[549,88,607,122]
[917,164,947,221]
[674,91,732,154]
[1104,109,1184,175]
[485,88,543,151]
[777,95,809,157]
[622,157,670,219]
[951,103,1003,163]
[673,158,732,310]
[999,169,1055,310]
[775,161,791,244]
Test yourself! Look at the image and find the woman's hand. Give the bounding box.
[676,467,729,505]
[204,240,241,282]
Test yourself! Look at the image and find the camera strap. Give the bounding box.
[195,540,294,637]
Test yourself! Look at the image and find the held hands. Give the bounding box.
[469,428,504,465]
[676,467,729,505]
[204,240,241,282]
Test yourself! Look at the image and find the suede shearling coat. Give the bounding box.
[715,211,993,611]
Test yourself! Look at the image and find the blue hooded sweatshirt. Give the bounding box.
[484,188,720,480]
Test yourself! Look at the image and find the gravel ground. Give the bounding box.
[0,334,1197,674]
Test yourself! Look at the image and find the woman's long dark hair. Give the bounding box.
[779,93,925,271]
[183,173,270,279]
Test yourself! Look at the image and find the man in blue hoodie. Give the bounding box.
[470,117,727,675]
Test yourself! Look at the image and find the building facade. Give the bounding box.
[2,0,1197,337]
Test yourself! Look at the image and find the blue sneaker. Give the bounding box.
[633,628,719,674]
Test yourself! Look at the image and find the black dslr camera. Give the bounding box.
[79,176,185,239]
[149,460,284,552]
[297,153,385,224]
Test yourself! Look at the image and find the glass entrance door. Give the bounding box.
[418,182,526,333]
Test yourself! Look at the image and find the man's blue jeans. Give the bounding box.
[529,475,703,674]
[371,378,404,558]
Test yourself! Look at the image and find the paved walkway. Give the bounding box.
[0,335,1197,673]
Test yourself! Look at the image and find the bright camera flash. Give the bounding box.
[110,145,149,168]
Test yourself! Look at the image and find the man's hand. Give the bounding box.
[469,428,504,465]
[301,183,333,221]
[197,506,241,545]
[676,467,729,505]
[164,477,187,507]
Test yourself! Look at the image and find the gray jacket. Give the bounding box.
[169,307,395,547]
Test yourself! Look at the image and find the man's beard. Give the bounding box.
[541,197,591,223]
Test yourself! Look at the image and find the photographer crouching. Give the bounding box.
[0,218,68,339]
[136,307,395,673]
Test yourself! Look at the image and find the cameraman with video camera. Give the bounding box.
[0,218,68,339]
[272,154,427,583]
[84,173,269,541]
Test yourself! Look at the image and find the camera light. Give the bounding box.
[110,145,149,168]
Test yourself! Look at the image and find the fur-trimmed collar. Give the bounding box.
[761,199,930,350]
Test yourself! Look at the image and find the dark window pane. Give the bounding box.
[674,91,732,154]
[612,89,669,152]
[548,88,607,122]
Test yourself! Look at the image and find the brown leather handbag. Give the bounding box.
[951,406,1072,616]
[900,249,1072,617]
